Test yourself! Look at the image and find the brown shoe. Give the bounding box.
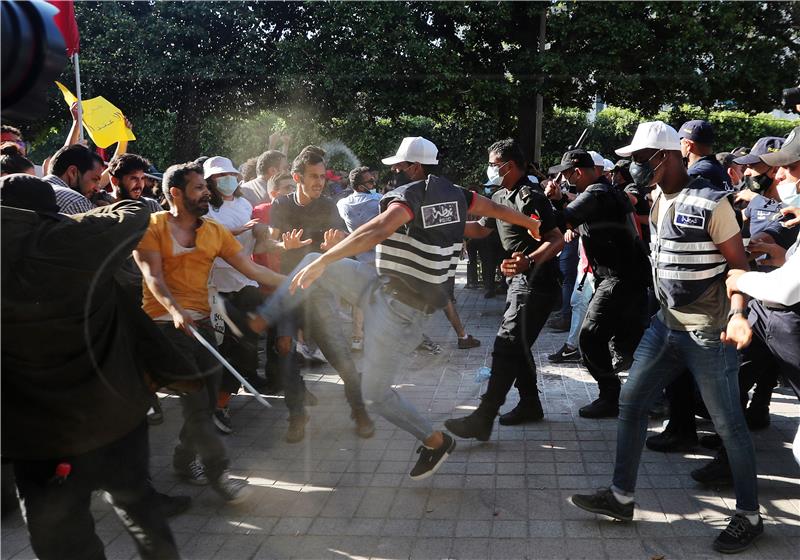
[285,414,309,443]
[457,335,481,350]
[351,408,375,439]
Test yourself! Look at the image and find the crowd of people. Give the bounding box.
[1,109,799,558]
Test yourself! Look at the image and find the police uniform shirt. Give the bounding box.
[621,182,652,245]
[688,155,732,191]
[561,177,644,278]
[743,194,799,250]
[376,176,474,309]
[652,190,740,331]
[478,176,559,288]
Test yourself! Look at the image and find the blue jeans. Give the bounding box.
[612,316,758,513]
[566,270,594,349]
[257,253,434,441]
[558,237,579,317]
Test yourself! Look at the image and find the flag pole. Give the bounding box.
[72,52,84,142]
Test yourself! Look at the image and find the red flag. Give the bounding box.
[48,1,80,56]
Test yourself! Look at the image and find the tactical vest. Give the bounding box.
[650,179,733,308]
[376,175,467,308]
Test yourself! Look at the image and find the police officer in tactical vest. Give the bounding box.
[545,149,650,418]
[571,122,762,555]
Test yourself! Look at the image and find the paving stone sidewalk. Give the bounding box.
[3,267,799,559]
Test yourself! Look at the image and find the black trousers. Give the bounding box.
[579,275,647,401]
[157,322,228,480]
[218,286,264,394]
[481,273,558,412]
[466,236,499,290]
[13,422,179,560]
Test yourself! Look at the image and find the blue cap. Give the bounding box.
[678,120,715,144]
[733,137,786,166]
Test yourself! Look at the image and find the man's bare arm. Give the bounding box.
[224,250,286,288]
[133,248,194,333]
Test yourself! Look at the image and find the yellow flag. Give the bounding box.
[54,82,136,148]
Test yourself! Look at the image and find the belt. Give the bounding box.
[763,301,800,313]
[380,282,437,315]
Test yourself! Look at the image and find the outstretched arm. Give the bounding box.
[289,203,411,292]
[469,194,540,239]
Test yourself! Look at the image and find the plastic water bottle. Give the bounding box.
[474,366,491,383]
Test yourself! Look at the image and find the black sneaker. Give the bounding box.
[548,344,581,364]
[691,450,733,487]
[457,335,481,350]
[174,458,209,486]
[213,407,233,435]
[210,471,252,505]
[712,513,763,554]
[156,492,192,518]
[570,487,634,521]
[409,433,456,480]
[546,315,570,332]
[646,427,698,453]
[146,400,164,426]
[700,433,723,450]
[578,398,619,419]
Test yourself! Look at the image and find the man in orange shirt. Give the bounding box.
[133,162,285,504]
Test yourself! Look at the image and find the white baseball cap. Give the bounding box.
[381,136,439,165]
[203,156,241,179]
[615,121,682,157]
[588,151,605,167]
[602,158,614,172]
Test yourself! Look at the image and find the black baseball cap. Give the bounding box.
[0,174,64,220]
[760,126,800,167]
[548,149,595,174]
[734,137,785,166]
[678,120,715,144]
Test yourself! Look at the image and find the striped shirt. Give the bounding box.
[43,175,95,215]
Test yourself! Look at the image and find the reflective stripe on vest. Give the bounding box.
[650,180,732,308]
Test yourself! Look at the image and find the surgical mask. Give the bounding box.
[216,175,239,196]
[743,173,773,193]
[629,150,665,188]
[777,178,800,207]
[368,188,377,195]
[486,161,510,186]
[483,187,493,196]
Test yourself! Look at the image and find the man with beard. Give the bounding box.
[133,162,284,503]
[43,144,103,215]
[108,153,163,213]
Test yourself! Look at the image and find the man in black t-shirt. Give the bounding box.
[269,149,375,442]
[546,149,650,419]
[445,139,564,440]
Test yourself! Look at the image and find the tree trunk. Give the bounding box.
[172,85,202,163]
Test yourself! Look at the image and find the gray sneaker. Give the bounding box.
[174,459,209,486]
[211,471,251,504]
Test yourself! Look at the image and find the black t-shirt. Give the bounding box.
[479,177,559,288]
[688,155,732,191]
[270,193,346,273]
[620,182,652,246]
[562,177,648,279]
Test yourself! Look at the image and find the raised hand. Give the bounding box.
[320,228,347,251]
[282,228,313,251]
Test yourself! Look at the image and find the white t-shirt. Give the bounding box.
[206,196,258,293]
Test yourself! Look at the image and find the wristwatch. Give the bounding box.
[727,307,748,320]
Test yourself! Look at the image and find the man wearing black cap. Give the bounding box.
[1,175,181,559]
[679,119,732,191]
[546,149,650,418]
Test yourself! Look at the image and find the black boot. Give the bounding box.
[499,398,544,425]
[445,406,496,441]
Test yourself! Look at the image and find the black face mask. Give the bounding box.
[744,173,773,193]
[629,150,664,188]
[392,170,413,189]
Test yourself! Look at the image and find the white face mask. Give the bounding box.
[486,161,510,186]
[776,178,800,207]
[368,188,377,195]
[216,175,239,196]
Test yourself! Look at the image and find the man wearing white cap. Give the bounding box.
[223,137,544,480]
[570,121,762,554]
